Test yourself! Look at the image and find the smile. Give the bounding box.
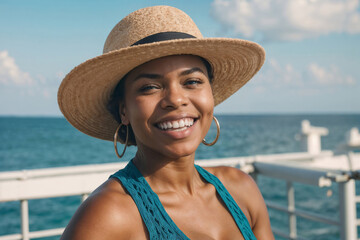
[156,118,195,131]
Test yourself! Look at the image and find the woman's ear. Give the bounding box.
[119,103,130,125]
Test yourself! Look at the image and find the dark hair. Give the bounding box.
[107,56,214,146]
[200,57,214,83]
[107,72,137,146]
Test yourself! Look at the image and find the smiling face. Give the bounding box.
[120,55,214,160]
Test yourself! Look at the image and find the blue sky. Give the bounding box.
[1,0,359,116]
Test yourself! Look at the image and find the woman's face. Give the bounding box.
[121,55,214,159]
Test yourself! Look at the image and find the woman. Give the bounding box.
[58,5,274,240]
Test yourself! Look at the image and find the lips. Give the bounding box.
[156,117,195,131]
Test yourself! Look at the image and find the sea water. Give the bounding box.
[0,114,359,239]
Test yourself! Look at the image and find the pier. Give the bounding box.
[0,121,359,240]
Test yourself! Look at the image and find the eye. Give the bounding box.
[139,84,160,93]
[184,78,203,87]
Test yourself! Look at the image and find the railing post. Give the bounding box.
[300,120,328,154]
[339,179,357,240]
[20,200,30,240]
[287,181,297,239]
[82,193,89,202]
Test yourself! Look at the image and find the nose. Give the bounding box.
[160,84,188,109]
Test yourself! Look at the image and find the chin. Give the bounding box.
[161,142,200,159]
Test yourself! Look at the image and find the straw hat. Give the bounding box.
[58,5,265,142]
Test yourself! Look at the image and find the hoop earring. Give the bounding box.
[114,124,129,158]
[202,116,220,146]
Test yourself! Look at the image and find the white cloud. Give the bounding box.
[253,58,303,87]
[0,51,33,85]
[307,63,356,85]
[211,0,360,41]
[252,59,356,90]
[0,50,64,102]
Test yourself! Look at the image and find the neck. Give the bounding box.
[132,147,202,195]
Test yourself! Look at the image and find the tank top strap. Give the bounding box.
[110,160,189,240]
[110,160,256,240]
[195,165,257,240]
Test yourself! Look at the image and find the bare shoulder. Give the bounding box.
[61,178,145,240]
[203,166,257,196]
[203,166,259,217]
[203,166,274,239]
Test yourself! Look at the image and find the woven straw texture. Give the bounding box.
[58,6,265,141]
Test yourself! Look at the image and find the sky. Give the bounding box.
[0,0,359,116]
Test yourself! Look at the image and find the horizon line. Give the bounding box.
[1,112,360,118]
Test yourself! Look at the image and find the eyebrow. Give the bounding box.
[133,67,206,82]
[133,73,162,82]
[179,67,206,77]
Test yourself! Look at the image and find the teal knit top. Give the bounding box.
[110,160,256,240]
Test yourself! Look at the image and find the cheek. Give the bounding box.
[196,87,214,113]
[192,88,214,132]
[125,96,157,127]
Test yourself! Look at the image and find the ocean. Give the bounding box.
[0,114,359,239]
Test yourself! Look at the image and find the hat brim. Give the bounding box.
[58,38,265,141]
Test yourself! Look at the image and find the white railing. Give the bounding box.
[0,152,359,240]
[253,161,359,240]
[0,162,127,240]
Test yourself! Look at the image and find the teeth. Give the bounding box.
[184,118,189,126]
[157,118,195,130]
